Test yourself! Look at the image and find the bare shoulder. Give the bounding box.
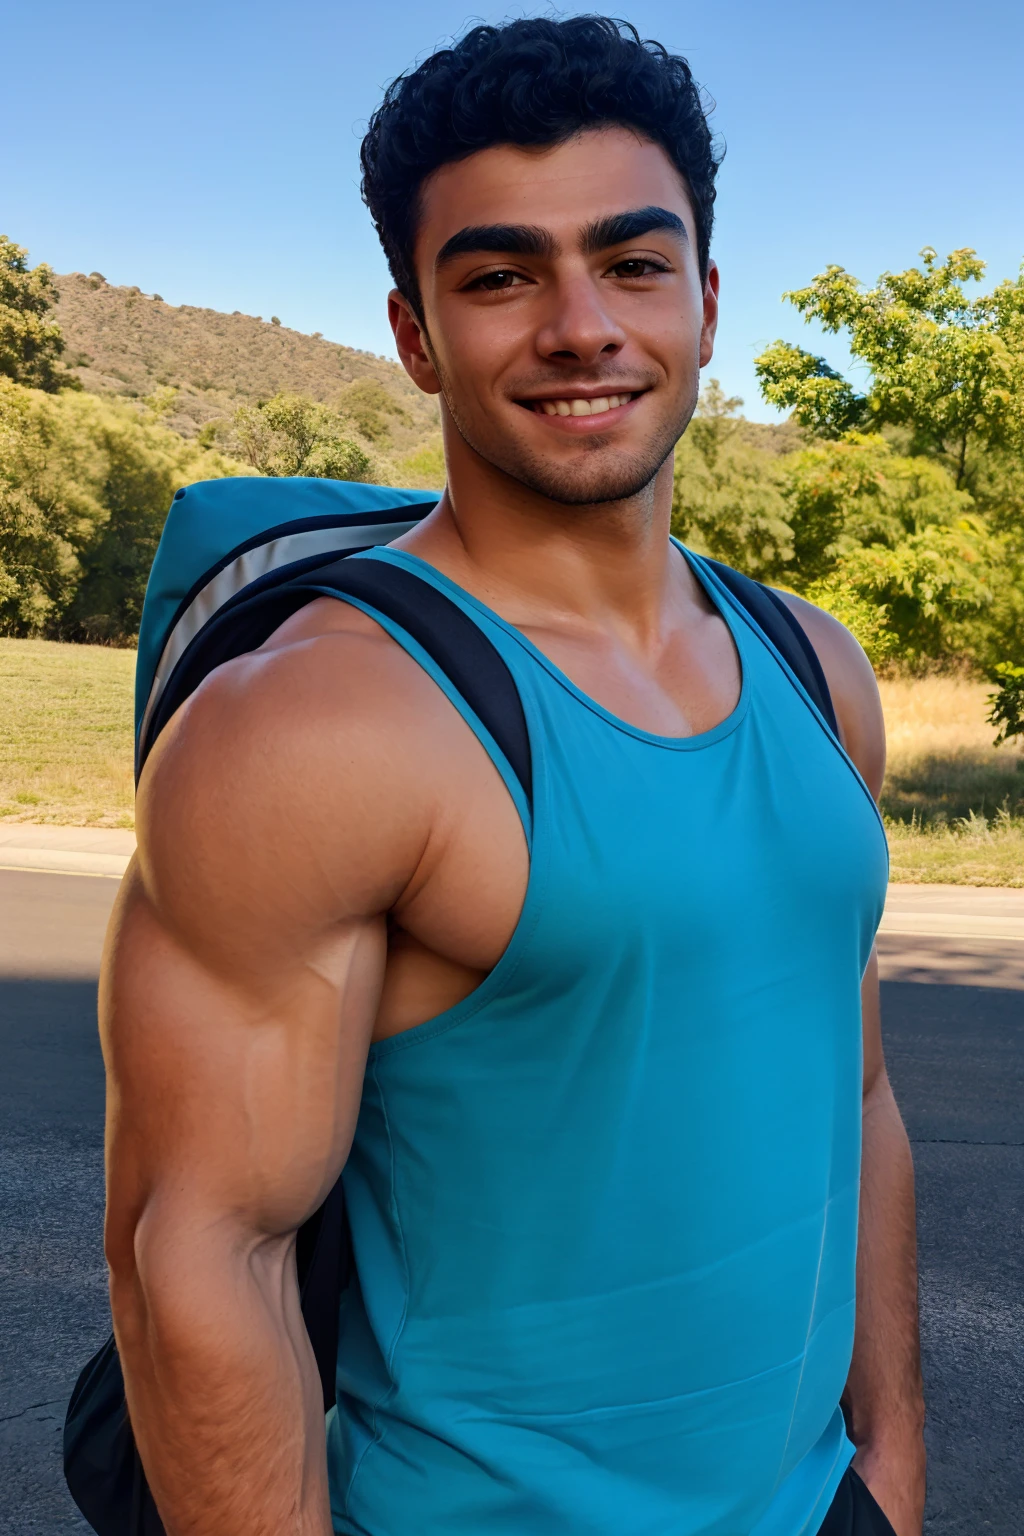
[133,597,468,961]
[774,590,886,800]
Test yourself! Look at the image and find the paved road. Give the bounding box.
[1,869,1021,1534]
[1,871,117,1536]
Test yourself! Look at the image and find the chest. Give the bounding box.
[400,666,886,994]
[532,694,886,987]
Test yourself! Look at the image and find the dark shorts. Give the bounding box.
[818,1467,899,1536]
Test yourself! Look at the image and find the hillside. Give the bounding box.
[52,271,803,460]
[54,271,440,452]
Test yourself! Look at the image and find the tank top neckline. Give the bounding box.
[364,542,751,753]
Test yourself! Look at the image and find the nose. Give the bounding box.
[534,270,627,367]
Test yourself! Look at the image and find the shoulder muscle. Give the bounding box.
[135,605,464,977]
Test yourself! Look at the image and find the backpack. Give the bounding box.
[64,474,837,1535]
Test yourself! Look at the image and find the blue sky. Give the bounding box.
[5,0,1023,420]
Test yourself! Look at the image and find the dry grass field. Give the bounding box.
[879,675,1024,822]
[878,675,1024,886]
[1,641,1022,882]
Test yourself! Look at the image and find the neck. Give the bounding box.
[399,428,683,642]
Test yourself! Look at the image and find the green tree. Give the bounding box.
[752,343,864,441]
[755,248,1024,486]
[0,379,246,638]
[672,382,793,579]
[679,378,743,468]
[0,236,76,393]
[987,663,1024,744]
[781,433,974,582]
[832,519,995,661]
[233,393,374,480]
[781,434,995,661]
[0,380,91,631]
[66,396,247,639]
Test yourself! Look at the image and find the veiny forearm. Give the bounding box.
[844,1074,926,1535]
[110,1215,332,1536]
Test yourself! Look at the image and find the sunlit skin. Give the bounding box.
[100,125,924,1536]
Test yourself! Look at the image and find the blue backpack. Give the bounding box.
[63,475,837,1536]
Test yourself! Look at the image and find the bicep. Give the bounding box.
[102,628,442,1266]
[101,870,385,1268]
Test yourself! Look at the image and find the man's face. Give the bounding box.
[391,125,718,507]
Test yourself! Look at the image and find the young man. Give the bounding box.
[102,17,925,1536]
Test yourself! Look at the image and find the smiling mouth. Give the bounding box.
[520,391,642,417]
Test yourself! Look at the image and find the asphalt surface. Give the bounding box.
[1,869,1021,1535]
[1,871,116,1536]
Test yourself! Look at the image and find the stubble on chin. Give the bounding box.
[493,433,677,507]
[435,364,697,509]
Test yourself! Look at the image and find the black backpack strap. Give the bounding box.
[141,556,533,807]
[704,558,839,740]
[307,557,532,805]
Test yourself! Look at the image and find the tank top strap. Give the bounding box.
[341,547,533,843]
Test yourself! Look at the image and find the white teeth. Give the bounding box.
[534,392,633,415]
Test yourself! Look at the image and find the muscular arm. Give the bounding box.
[781,594,926,1535]
[102,624,446,1535]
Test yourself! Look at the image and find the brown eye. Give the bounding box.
[610,259,668,278]
[469,270,526,291]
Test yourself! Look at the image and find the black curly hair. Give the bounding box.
[360,16,722,318]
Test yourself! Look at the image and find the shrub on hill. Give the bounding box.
[230,394,376,481]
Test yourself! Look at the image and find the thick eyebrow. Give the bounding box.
[580,206,687,255]
[435,223,558,270]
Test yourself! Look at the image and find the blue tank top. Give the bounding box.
[325,543,888,1536]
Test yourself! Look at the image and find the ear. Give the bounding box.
[699,261,720,369]
[389,291,443,395]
